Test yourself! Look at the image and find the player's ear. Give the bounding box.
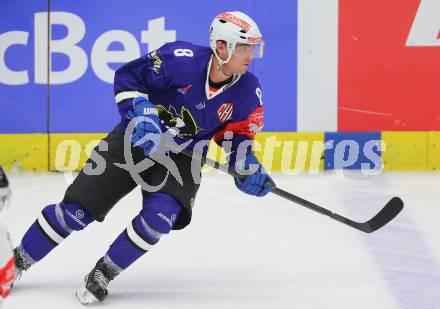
[215,40,228,59]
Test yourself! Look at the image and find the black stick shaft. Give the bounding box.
[177,146,403,233]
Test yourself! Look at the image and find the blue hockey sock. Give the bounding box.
[20,202,94,263]
[106,193,181,270]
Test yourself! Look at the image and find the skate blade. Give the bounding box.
[76,286,99,305]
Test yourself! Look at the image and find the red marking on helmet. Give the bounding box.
[217,13,251,32]
[247,36,262,44]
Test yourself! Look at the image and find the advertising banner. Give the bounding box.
[0,0,298,133]
[338,0,440,131]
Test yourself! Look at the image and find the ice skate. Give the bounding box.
[12,246,33,287]
[76,257,119,305]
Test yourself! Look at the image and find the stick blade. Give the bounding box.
[361,197,404,233]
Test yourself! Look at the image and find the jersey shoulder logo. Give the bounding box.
[147,50,165,78]
[157,104,202,138]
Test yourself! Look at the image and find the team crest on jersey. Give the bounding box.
[147,50,165,78]
[157,104,202,138]
[217,103,234,123]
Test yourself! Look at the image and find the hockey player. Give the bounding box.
[0,167,14,304]
[13,11,275,304]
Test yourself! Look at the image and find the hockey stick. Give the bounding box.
[175,146,403,233]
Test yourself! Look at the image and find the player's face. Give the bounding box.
[227,43,254,74]
[215,42,258,75]
[217,43,254,76]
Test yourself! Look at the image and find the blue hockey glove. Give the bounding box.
[126,97,161,156]
[234,153,275,197]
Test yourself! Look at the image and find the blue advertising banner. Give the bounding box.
[0,0,48,133]
[254,1,297,132]
[0,0,297,133]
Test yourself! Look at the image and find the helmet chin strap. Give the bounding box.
[213,45,234,74]
[217,64,234,77]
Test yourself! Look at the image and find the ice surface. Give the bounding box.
[2,170,439,309]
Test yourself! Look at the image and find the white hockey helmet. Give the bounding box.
[210,11,264,67]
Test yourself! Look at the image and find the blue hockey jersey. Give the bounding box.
[114,41,264,152]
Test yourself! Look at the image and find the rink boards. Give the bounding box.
[1,131,439,172]
[1,0,439,172]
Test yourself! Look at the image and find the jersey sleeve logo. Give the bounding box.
[248,106,264,134]
[217,103,234,123]
[157,104,202,138]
